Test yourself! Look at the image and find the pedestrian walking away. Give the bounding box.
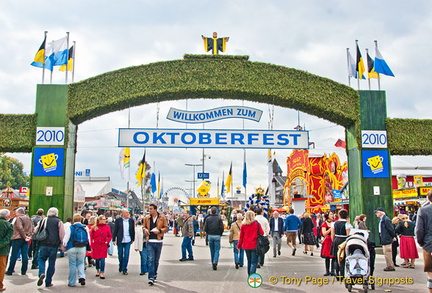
[62,214,88,287]
[29,208,44,270]
[375,207,396,271]
[179,210,194,261]
[284,208,302,256]
[229,212,244,269]
[6,207,34,276]
[255,208,270,268]
[36,207,65,288]
[237,211,264,276]
[204,206,224,271]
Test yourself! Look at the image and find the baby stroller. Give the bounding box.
[344,231,370,293]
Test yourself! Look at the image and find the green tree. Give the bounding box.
[0,153,30,190]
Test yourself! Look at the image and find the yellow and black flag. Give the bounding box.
[367,52,379,79]
[30,37,46,68]
[135,151,146,186]
[59,45,74,72]
[356,43,366,79]
[225,163,232,193]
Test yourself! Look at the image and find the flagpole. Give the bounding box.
[366,48,371,90]
[71,41,76,83]
[65,32,69,84]
[244,149,247,204]
[50,38,53,84]
[374,40,382,90]
[42,31,48,84]
[355,40,360,90]
[346,48,351,87]
[126,105,131,208]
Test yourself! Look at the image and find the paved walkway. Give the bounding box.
[3,232,426,292]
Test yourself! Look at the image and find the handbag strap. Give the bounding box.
[39,218,47,231]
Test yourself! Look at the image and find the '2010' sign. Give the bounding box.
[36,127,65,146]
[361,130,387,148]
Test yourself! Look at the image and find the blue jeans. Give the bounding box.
[139,247,148,274]
[208,235,221,264]
[181,237,194,259]
[245,249,258,276]
[146,242,162,281]
[7,238,29,275]
[95,258,106,272]
[117,242,132,272]
[67,247,86,286]
[232,240,244,266]
[38,246,58,285]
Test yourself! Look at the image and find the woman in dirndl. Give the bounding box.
[301,213,316,256]
[395,214,419,269]
[320,211,335,276]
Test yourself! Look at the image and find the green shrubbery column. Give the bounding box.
[347,90,393,245]
[29,84,76,220]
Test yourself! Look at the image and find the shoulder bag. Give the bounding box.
[256,221,270,255]
[34,218,48,241]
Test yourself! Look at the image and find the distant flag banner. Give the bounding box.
[374,47,395,77]
[347,50,357,78]
[225,163,232,193]
[59,45,74,72]
[119,147,130,181]
[159,178,164,199]
[367,52,379,79]
[135,151,146,186]
[221,171,225,196]
[157,172,161,198]
[356,43,366,79]
[30,37,46,68]
[49,36,68,66]
[150,173,157,193]
[242,151,247,188]
[335,139,346,148]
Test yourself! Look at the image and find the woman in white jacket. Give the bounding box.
[134,217,148,275]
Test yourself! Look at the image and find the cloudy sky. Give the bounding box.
[2,1,431,199]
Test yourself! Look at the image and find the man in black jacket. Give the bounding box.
[375,207,396,271]
[36,207,65,287]
[113,209,135,275]
[204,207,224,270]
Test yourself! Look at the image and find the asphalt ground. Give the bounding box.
[3,232,427,293]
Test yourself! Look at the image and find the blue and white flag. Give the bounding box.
[374,47,395,77]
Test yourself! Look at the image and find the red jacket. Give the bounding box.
[237,221,264,250]
[90,224,112,259]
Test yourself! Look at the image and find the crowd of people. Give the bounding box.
[0,190,431,291]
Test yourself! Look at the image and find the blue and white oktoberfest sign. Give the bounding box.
[118,128,309,149]
[166,106,263,124]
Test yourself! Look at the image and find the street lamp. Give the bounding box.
[201,149,211,173]
[185,163,202,198]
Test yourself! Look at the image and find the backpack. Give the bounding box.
[71,224,89,247]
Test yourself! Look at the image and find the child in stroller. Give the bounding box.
[343,230,371,292]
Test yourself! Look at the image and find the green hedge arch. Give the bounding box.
[0,114,37,152]
[1,55,432,155]
[67,55,360,127]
